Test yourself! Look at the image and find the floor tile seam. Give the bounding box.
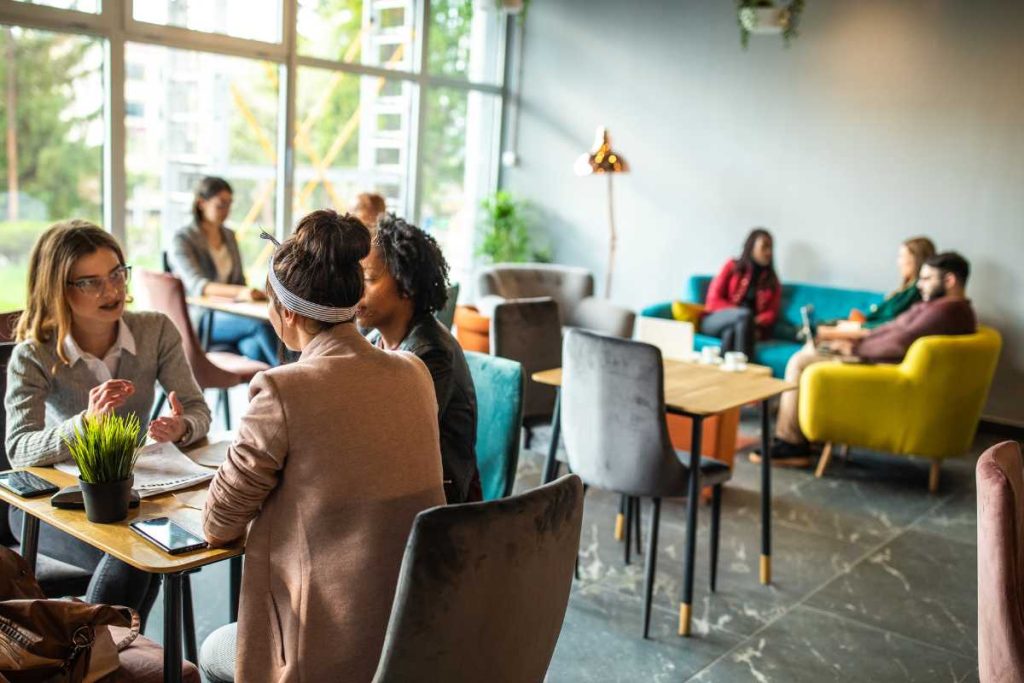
[575,579,756,641]
[681,526,914,682]
[797,603,979,663]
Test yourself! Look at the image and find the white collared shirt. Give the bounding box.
[62,320,137,383]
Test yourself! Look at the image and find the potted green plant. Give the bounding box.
[738,0,805,48]
[477,190,550,264]
[64,413,143,523]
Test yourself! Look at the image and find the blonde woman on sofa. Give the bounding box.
[817,236,936,342]
[200,210,445,682]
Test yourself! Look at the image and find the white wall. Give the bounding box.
[504,0,1024,425]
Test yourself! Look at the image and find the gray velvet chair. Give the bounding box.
[436,282,460,330]
[373,474,584,683]
[477,263,635,338]
[560,328,731,638]
[977,440,1024,683]
[490,298,562,446]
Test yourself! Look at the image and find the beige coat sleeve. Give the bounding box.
[203,372,288,545]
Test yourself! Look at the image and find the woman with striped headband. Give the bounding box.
[199,209,445,682]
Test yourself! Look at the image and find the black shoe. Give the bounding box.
[748,440,816,467]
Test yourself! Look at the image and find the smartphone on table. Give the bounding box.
[130,517,208,555]
[0,471,59,498]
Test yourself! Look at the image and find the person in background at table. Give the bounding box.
[5,220,212,624]
[200,210,445,682]
[350,191,386,231]
[169,176,279,366]
[762,251,977,465]
[356,214,481,504]
[700,228,782,359]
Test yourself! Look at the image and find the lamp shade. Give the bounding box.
[574,127,628,176]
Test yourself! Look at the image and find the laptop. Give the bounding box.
[635,317,695,362]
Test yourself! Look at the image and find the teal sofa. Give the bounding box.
[641,276,885,378]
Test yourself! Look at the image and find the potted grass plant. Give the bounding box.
[64,413,143,523]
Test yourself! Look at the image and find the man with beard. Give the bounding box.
[760,251,977,465]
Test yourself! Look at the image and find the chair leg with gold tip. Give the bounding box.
[615,495,625,541]
[928,460,941,494]
[642,498,661,639]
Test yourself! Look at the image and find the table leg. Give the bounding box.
[182,572,198,665]
[201,310,214,351]
[230,555,243,622]
[542,388,562,484]
[679,414,703,637]
[760,399,773,585]
[163,572,183,683]
[19,514,39,574]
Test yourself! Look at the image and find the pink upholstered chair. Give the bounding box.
[136,269,269,428]
[977,440,1024,683]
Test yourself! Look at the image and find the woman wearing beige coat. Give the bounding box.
[200,210,446,682]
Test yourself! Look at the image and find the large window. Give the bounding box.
[124,44,279,282]
[0,0,511,313]
[0,26,104,311]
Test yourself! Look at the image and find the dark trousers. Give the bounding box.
[10,509,161,627]
[700,307,756,358]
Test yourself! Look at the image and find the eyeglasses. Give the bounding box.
[66,266,132,297]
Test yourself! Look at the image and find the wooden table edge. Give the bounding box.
[0,468,242,574]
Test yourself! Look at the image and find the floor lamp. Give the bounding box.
[575,127,629,298]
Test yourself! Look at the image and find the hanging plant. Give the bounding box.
[738,0,805,49]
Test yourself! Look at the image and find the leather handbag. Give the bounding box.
[0,547,139,683]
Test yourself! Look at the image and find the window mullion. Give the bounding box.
[410,0,430,224]
[277,0,298,238]
[103,0,126,244]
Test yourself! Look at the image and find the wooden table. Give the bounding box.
[0,442,239,683]
[186,296,270,322]
[533,359,796,637]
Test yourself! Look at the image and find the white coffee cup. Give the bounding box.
[723,351,748,371]
[701,346,722,364]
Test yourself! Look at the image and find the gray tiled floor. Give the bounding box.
[146,395,1000,682]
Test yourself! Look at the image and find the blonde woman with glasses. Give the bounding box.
[4,219,211,624]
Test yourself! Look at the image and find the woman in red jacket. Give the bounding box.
[700,228,781,358]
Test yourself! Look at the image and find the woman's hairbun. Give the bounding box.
[270,210,370,320]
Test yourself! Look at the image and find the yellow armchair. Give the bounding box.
[799,325,1002,492]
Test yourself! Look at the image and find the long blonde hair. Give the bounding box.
[15,220,127,367]
[901,236,937,288]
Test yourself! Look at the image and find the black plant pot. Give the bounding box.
[79,476,134,524]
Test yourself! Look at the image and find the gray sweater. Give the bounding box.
[5,311,212,467]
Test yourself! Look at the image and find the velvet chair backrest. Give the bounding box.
[560,328,688,498]
[435,282,460,331]
[490,297,561,421]
[373,474,584,683]
[465,352,524,500]
[477,264,593,327]
[0,342,16,545]
[134,269,237,389]
[977,440,1024,683]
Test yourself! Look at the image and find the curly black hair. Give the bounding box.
[374,213,450,317]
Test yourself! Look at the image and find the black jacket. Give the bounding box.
[370,315,481,503]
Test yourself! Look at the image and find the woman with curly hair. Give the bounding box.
[356,214,481,504]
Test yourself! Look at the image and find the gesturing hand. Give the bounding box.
[87,380,135,418]
[149,391,187,444]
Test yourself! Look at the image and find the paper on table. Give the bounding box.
[186,440,231,468]
[56,442,214,498]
